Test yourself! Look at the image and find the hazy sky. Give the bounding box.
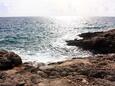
[0,0,115,16]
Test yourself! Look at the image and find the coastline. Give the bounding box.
[0,29,115,86]
[0,53,115,86]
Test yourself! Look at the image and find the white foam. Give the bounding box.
[12,49,70,63]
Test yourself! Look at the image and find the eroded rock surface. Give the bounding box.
[0,54,115,86]
[66,29,115,54]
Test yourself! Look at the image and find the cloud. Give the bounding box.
[0,3,8,16]
[0,0,115,16]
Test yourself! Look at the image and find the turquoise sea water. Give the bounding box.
[0,17,115,63]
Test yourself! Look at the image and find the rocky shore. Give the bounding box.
[0,29,115,86]
[66,29,115,54]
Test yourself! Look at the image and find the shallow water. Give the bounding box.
[0,17,115,63]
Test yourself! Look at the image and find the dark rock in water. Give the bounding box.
[0,50,22,70]
[79,32,103,39]
[66,29,115,54]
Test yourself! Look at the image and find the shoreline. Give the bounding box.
[0,53,115,86]
[0,29,115,86]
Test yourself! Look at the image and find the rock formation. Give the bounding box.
[66,29,115,54]
[0,50,22,70]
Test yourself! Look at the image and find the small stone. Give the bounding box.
[37,71,47,78]
[82,79,88,84]
[16,81,25,86]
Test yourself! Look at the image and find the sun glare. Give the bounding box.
[0,0,115,16]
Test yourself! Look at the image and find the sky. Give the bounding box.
[0,0,115,16]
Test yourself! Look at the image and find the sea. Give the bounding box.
[0,16,115,63]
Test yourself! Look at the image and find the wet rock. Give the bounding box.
[0,50,22,70]
[79,32,103,39]
[66,29,115,54]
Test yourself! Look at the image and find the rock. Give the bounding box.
[0,50,8,57]
[37,71,47,78]
[0,83,13,86]
[106,75,115,81]
[16,82,25,86]
[82,79,88,84]
[0,50,22,70]
[0,72,7,80]
[3,52,22,66]
[88,70,108,78]
[79,32,102,39]
[0,53,115,86]
[0,58,13,70]
[66,29,115,54]
[36,62,45,68]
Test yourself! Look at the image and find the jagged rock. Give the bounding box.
[66,29,115,54]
